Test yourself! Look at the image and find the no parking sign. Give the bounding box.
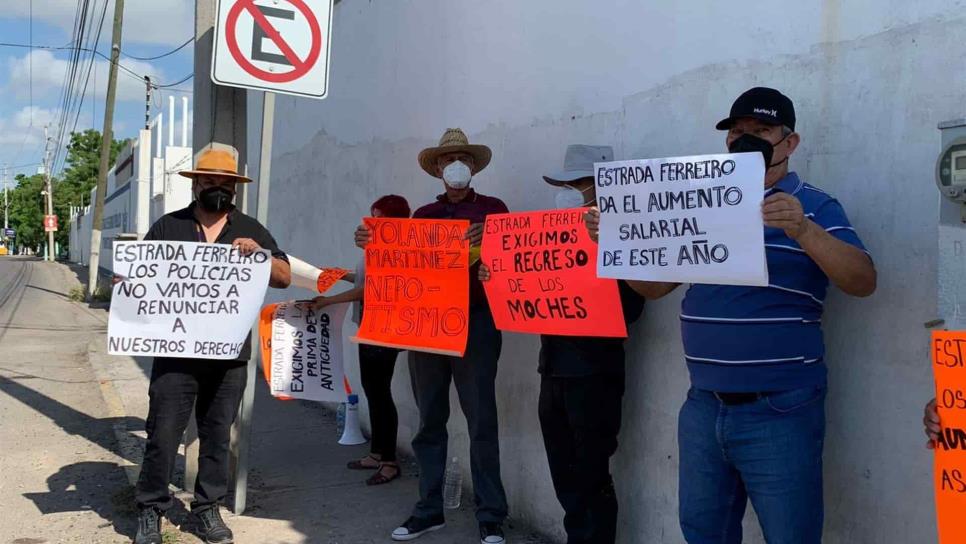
[212,0,333,99]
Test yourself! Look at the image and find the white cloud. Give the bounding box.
[0,106,56,148]
[12,106,57,128]
[7,0,194,47]
[7,50,167,103]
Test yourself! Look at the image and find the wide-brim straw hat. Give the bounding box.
[418,128,492,178]
[179,148,252,183]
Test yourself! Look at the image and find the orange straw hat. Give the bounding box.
[179,147,252,183]
[418,128,492,178]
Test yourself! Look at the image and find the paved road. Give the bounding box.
[0,256,554,544]
[0,257,135,543]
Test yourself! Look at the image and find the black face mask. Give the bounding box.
[197,186,234,212]
[728,133,789,169]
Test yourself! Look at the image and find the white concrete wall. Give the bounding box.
[256,2,966,542]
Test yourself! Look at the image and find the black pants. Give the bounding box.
[539,374,625,544]
[135,358,247,512]
[359,344,401,462]
[410,306,508,523]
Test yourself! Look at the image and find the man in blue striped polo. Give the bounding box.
[586,87,877,543]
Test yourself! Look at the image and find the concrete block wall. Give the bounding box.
[254,2,966,542]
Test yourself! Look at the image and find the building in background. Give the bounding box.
[69,96,192,271]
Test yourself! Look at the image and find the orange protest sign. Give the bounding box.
[258,303,293,401]
[933,330,966,543]
[317,267,349,294]
[352,217,470,356]
[481,209,626,337]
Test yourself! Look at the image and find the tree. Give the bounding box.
[7,173,47,251]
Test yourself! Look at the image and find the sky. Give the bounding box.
[0,0,195,185]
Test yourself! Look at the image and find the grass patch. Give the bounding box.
[161,529,183,544]
[68,286,86,302]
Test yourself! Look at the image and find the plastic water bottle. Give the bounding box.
[336,402,347,436]
[443,456,462,509]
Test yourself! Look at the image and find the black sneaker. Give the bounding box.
[134,507,162,544]
[391,515,446,541]
[480,522,505,544]
[194,506,234,544]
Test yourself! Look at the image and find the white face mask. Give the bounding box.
[442,161,472,189]
[555,185,591,209]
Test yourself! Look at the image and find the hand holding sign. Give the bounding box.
[584,207,601,242]
[927,398,942,449]
[762,192,809,240]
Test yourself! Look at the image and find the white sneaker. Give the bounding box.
[391,516,446,541]
[480,522,505,544]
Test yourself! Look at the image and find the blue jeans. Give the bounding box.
[678,386,827,544]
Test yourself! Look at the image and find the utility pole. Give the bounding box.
[44,125,54,262]
[87,0,125,298]
[144,76,152,130]
[2,163,8,230]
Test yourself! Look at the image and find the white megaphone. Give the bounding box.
[339,394,368,446]
[288,255,348,294]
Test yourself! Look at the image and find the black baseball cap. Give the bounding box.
[715,87,796,131]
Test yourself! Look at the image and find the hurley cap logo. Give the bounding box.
[753,108,778,117]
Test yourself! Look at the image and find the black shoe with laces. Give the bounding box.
[134,507,162,544]
[480,522,506,544]
[391,515,446,541]
[194,506,234,544]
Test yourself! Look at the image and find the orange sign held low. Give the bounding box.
[316,267,349,293]
[352,217,470,356]
[481,209,626,337]
[933,330,966,543]
[288,255,349,294]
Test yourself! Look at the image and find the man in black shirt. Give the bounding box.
[133,147,290,544]
[481,145,644,544]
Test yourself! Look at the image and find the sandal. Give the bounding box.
[366,462,400,486]
[347,454,381,470]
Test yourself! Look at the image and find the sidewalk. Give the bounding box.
[76,260,553,544]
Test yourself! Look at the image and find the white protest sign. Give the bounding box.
[595,152,768,286]
[260,300,349,403]
[108,241,272,359]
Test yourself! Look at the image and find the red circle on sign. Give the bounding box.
[225,0,322,83]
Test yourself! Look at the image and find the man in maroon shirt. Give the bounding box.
[355,128,510,544]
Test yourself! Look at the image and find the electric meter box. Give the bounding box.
[937,119,966,222]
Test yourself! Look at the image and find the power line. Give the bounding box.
[155,73,193,88]
[65,0,110,163]
[0,42,183,87]
[48,0,89,176]
[121,36,192,61]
